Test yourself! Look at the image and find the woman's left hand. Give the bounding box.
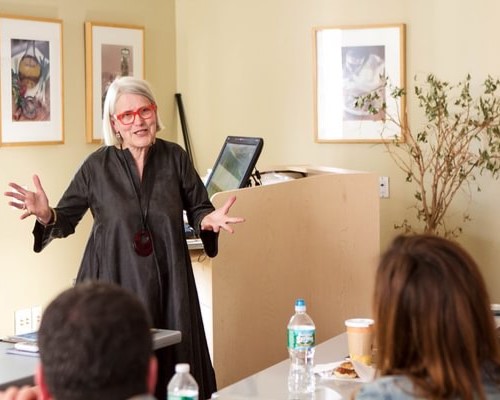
[200,195,245,233]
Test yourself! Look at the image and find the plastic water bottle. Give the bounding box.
[167,363,199,400]
[287,298,316,395]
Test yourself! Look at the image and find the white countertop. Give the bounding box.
[151,329,182,350]
[214,333,362,400]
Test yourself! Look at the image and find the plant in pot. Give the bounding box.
[356,73,500,237]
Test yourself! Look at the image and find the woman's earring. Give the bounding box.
[115,132,122,142]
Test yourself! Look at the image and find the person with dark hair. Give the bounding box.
[5,76,244,399]
[0,281,157,400]
[356,234,500,400]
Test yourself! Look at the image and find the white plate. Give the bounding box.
[314,360,375,383]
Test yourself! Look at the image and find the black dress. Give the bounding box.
[32,139,217,399]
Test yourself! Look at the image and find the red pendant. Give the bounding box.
[133,229,153,256]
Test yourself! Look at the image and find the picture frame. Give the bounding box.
[0,15,64,146]
[85,21,144,143]
[313,24,406,143]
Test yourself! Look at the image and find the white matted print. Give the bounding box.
[85,22,144,143]
[314,24,406,143]
[0,15,63,146]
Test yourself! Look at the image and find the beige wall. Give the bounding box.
[2,0,500,338]
[175,0,500,303]
[0,0,176,335]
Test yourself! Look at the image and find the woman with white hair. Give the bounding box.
[5,76,243,400]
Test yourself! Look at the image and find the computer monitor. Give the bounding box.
[205,136,264,199]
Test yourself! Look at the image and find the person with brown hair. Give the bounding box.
[0,281,157,400]
[356,234,500,400]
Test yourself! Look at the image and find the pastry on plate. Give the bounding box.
[333,360,358,379]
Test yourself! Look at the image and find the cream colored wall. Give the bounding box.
[3,0,500,339]
[0,0,177,335]
[175,0,500,302]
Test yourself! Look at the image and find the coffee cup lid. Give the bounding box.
[345,318,374,328]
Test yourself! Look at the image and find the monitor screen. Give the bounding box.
[205,136,264,199]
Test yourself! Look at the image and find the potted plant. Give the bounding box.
[357,74,500,237]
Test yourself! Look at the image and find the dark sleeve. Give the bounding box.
[33,162,90,253]
[199,230,219,258]
[176,145,219,257]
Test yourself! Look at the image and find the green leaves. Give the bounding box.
[356,74,500,237]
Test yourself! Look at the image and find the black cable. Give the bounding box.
[175,93,194,166]
[254,168,262,185]
[248,167,262,187]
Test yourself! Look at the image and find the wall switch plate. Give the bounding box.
[15,308,33,335]
[379,176,390,198]
[31,306,42,332]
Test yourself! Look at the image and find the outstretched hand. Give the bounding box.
[4,175,52,223]
[200,195,245,233]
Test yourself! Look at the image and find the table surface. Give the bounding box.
[0,329,181,390]
[213,313,500,399]
[214,333,362,400]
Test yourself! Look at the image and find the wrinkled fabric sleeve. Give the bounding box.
[33,162,91,253]
[176,146,219,257]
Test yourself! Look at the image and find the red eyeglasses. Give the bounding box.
[114,104,157,125]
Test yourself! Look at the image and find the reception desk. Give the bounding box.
[0,329,181,390]
[192,165,380,388]
[214,333,363,399]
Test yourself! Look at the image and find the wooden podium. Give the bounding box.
[191,166,380,388]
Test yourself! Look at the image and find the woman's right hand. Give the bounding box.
[4,174,52,223]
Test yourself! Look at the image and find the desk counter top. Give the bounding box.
[214,333,362,400]
[0,329,181,390]
[151,329,182,350]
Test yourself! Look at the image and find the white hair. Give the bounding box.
[102,76,165,146]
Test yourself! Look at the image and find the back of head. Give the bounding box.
[374,234,500,399]
[38,281,153,400]
[102,76,164,146]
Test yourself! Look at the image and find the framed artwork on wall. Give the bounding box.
[313,24,406,143]
[0,15,64,146]
[85,21,144,143]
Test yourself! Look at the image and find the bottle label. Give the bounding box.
[168,394,198,400]
[287,328,315,350]
[167,389,198,400]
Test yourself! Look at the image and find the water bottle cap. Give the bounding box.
[295,298,306,311]
[175,363,190,373]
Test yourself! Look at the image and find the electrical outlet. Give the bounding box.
[15,308,33,335]
[379,176,390,198]
[31,306,43,332]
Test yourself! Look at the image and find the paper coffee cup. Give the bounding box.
[345,318,374,365]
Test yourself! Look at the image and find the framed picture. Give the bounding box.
[0,15,63,146]
[85,22,144,143]
[314,24,406,143]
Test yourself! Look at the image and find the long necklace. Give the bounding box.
[120,145,153,257]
